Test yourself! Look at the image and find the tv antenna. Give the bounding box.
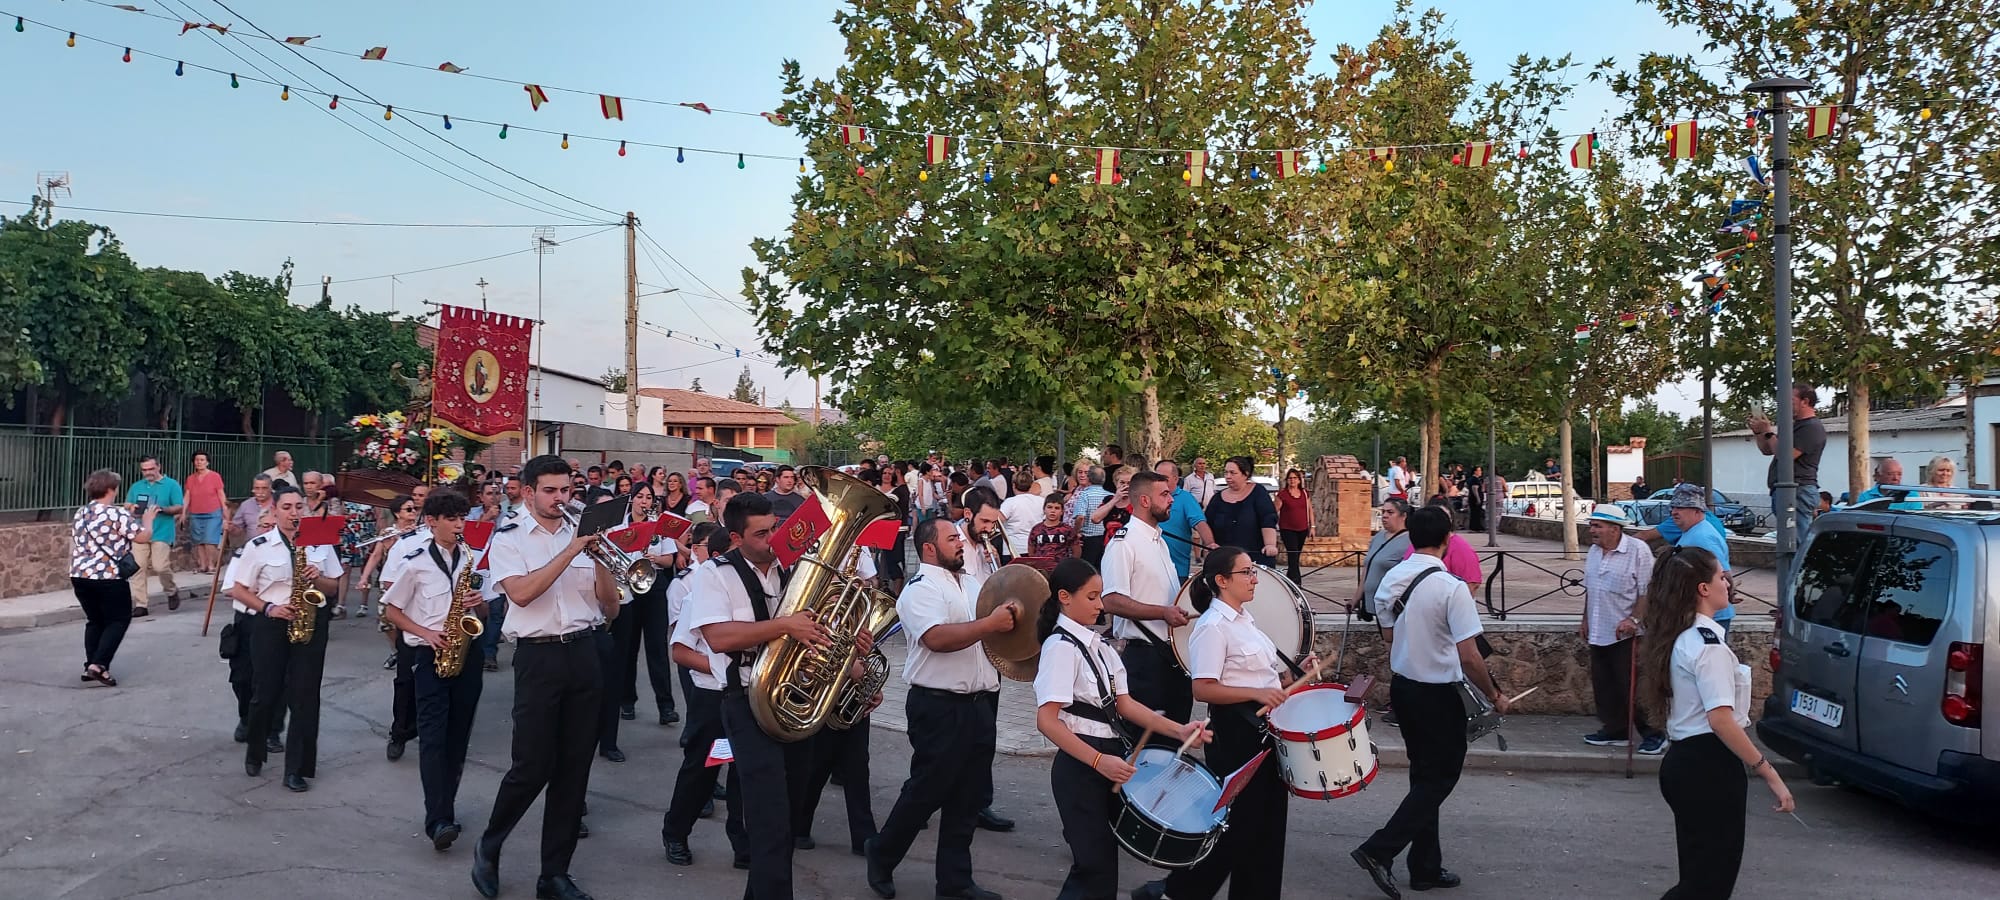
[36,172,71,205]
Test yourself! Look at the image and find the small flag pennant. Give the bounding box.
[283,35,318,45]
[1460,141,1494,168]
[524,84,548,110]
[1275,149,1302,179]
[600,95,625,120]
[179,22,199,34]
[1741,154,1768,186]
[1574,323,1592,343]
[760,111,789,126]
[1186,150,1208,187]
[1618,312,1640,332]
[679,102,713,114]
[109,4,144,11]
[203,23,228,35]
[840,124,867,145]
[361,46,388,61]
[1665,120,1698,159]
[436,62,466,74]
[1802,105,1839,139]
[927,134,951,166]
[1368,146,1396,161]
[1569,133,1594,168]
[1093,148,1120,184]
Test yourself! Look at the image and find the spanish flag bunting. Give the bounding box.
[1460,141,1494,168]
[1569,133,1594,168]
[1274,149,1302,179]
[203,23,228,35]
[523,84,548,111]
[361,46,388,61]
[679,102,714,115]
[436,62,466,74]
[1092,148,1120,185]
[1368,147,1395,161]
[1618,312,1640,332]
[600,95,625,120]
[179,21,199,35]
[840,124,868,145]
[283,35,318,45]
[1802,105,1839,139]
[761,111,789,126]
[926,134,951,166]
[1665,119,1698,159]
[1574,323,1592,343]
[1186,150,1208,187]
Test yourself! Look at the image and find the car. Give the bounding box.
[1251,475,1280,493]
[1756,492,2000,823]
[1614,497,1673,527]
[1644,488,1761,534]
[1501,475,1595,522]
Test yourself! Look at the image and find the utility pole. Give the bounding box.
[624,211,640,432]
[531,228,559,455]
[1748,75,1811,603]
[1486,409,1499,548]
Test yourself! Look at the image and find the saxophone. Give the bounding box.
[286,542,329,644]
[433,550,486,678]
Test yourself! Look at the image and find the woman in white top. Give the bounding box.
[1640,546,1793,899]
[1000,470,1046,558]
[1034,557,1207,900]
[1142,547,1316,900]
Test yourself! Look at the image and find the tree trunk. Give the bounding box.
[1420,357,1444,504]
[1139,372,1163,470]
[1274,394,1290,475]
[240,406,254,437]
[47,397,67,435]
[1846,378,1870,500]
[1560,406,1579,559]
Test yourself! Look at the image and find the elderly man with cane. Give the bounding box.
[1579,506,1665,755]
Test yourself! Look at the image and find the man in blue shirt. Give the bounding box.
[1850,458,1905,506]
[1667,483,1734,632]
[1152,460,1215,579]
[1069,465,1113,568]
[126,455,186,615]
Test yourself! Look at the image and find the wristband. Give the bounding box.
[1747,756,1768,772]
[1090,751,1102,770]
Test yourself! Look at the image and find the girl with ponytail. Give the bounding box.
[1033,557,1209,899]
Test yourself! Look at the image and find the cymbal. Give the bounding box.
[977,564,1048,663]
[986,644,1039,683]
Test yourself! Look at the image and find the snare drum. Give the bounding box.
[1168,565,1310,671]
[1110,747,1229,869]
[1265,683,1379,800]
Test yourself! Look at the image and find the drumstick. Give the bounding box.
[1111,724,1159,796]
[1507,686,1540,705]
[1171,719,1208,762]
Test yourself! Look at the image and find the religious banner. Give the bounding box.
[431,305,533,441]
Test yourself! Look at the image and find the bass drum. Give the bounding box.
[1168,565,1310,671]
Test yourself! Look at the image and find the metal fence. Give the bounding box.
[0,426,333,514]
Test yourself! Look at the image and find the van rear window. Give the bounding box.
[1793,531,1876,633]
[1861,537,1953,646]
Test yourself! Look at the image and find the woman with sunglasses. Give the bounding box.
[1641,546,1793,898]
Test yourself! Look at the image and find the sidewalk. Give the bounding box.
[0,569,209,629]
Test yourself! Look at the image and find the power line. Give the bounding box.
[314,224,620,286]
[636,226,753,312]
[0,198,611,228]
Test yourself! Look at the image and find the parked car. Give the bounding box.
[709,457,747,478]
[1501,475,1595,522]
[1643,487,1761,534]
[1614,497,1672,527]
[1757,500,1999,823]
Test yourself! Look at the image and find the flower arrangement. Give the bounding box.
[336,410,473,482]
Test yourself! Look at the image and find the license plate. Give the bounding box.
[1790,690,1844,728]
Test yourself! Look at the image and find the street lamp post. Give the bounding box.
[531,228,559,459]
[1747,75,1812,603]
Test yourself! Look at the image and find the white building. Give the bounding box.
[1709,404,1982,513]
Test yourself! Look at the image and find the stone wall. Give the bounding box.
[1302,454,1373,566]
[1311,618,1775,719]
[1499,514,1778,570]
[0,521,203,600]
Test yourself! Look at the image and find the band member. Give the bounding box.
[228,486,343,792]
[952,487,1017,833]
[598,486,669,764]
[223,507,284,750]
[377,489,486,850]
[663,525,747,869]
[1099,471,1193,724]
[621,482,683,726]
[470,456,621,900]
[1353,506,1510,899]
[1641,546,1793,899]
[378,501,431,762]
[1034,557,1208,900]
[684,492,837,900]
[866,517,1014,900]
[1134,547,1309,900]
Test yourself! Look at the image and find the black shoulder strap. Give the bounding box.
[1053,630,1132,741]
[1391,566,1448,619]
[721,548,788,691]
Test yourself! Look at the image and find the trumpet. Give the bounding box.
[564,500,660,594]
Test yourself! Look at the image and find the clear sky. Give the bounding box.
[2,0,1713,413]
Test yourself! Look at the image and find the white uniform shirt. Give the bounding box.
[379,525,433,586]
[485,514,604,639]
[381,538,475,647]
[228,532,345,614]
[1186,600,1283,690]
[1100,515,1180,642]
[1584,533,1653,647]
[1376,554,1482,684]
[999,493,1044,557]
[959,522,1006,581]
[1665,613,1752,740]
[1034,613,1129,739]
[897,562,998,693]
[682,552,787,687]
[671,558,734,691]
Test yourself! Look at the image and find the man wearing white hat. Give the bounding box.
[1580,506,1665,754]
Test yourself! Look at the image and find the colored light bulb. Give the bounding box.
[280,85,289,101]
[1919,106,1933,121]
[383,105,393,120]
[175,60,184,77]
[1250,166,1261,180]
[618,140,626,157]
[676,148,684,163]
[1384,159,1394,172]
[1183,169,1192,182]
[441,115,451,129]
[329,95,338,109]
[1318,161,1328,174]
[856,164,866,177]
[737,153,745,169]
[123,48,131,63]
[14,17,22,32]
[919,168,929,182]
[498,123,508,138]
[561,134,569,150]
[1518,142,1528,159]
[1048,171,1059,185]
[798,157,805,173]
[230,73,239,89]
[982,166,992,184]
[67,32,75,48]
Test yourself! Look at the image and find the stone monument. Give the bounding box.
[1299,454,1374,567]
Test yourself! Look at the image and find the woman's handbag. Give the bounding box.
[115,551,140,580]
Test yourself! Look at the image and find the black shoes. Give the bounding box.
[431,822,462,852]
[659,708,681,725]
[664,840,693,866]
[1410,869,1462,892]
[575,818,590,839]
[470,840,500,898]
[619,704,636,721]
[131,607,150,618]
[283,774,309,792]
[233,723,248,744]
[244,761,261,777]
[167,592,182,611]
[266,735,284,754]
[975,808,1014,832]
[600,748,626,763]
[712,781,729,800]
[937,886,1001,900]
[733,853,750,870]
[1129,882,1165,900]
[387,739,407,761]
[699,798,715,819]
[864,836,896,898]
[535,874,594,900]
[1352,847,1402,899]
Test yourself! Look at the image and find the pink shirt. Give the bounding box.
[185,469,227,515]
[1403,534,1484,586]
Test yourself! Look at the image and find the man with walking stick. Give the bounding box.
[1578,507,1664,755]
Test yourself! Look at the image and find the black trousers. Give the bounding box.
[1052,734,1125,900]
[391,639,418,743]
[794,719,876,849]
[1121,639,1192,727]
[875,687,998,895]
[413,643,484,833]
[1589,639,1656,739]
[720,689,812,900]
[596,625,624,754]
[73,577,134,670]
[1081,534,1107,569]
[1164,704,1287,900]
[662,683,745,852]
[245,610,328,777]
[1659,733,1747,899]
[227,611,283,734]
[1280,528,1309,584]
[1360,676,1469,880]
[621,582,677,715]
[478,634,602,878]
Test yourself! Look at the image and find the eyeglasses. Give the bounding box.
[1228,567,1258,577]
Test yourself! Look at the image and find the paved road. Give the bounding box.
[3,607,1995,899]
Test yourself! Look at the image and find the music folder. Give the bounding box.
[573,498,627,538]
[297,515,347,547]
[1213,749,1271,813]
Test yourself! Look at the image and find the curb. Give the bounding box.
[0,605,86,630]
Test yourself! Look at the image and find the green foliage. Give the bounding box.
[731,365,759,404]
[600,368,628,392]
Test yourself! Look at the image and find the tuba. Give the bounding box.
[432,548,486,678]
[747,466,901,742]
[286,541,329,644]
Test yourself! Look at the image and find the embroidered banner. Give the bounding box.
[431,305,532,442]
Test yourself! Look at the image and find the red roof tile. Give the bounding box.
[637,388,799,427]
